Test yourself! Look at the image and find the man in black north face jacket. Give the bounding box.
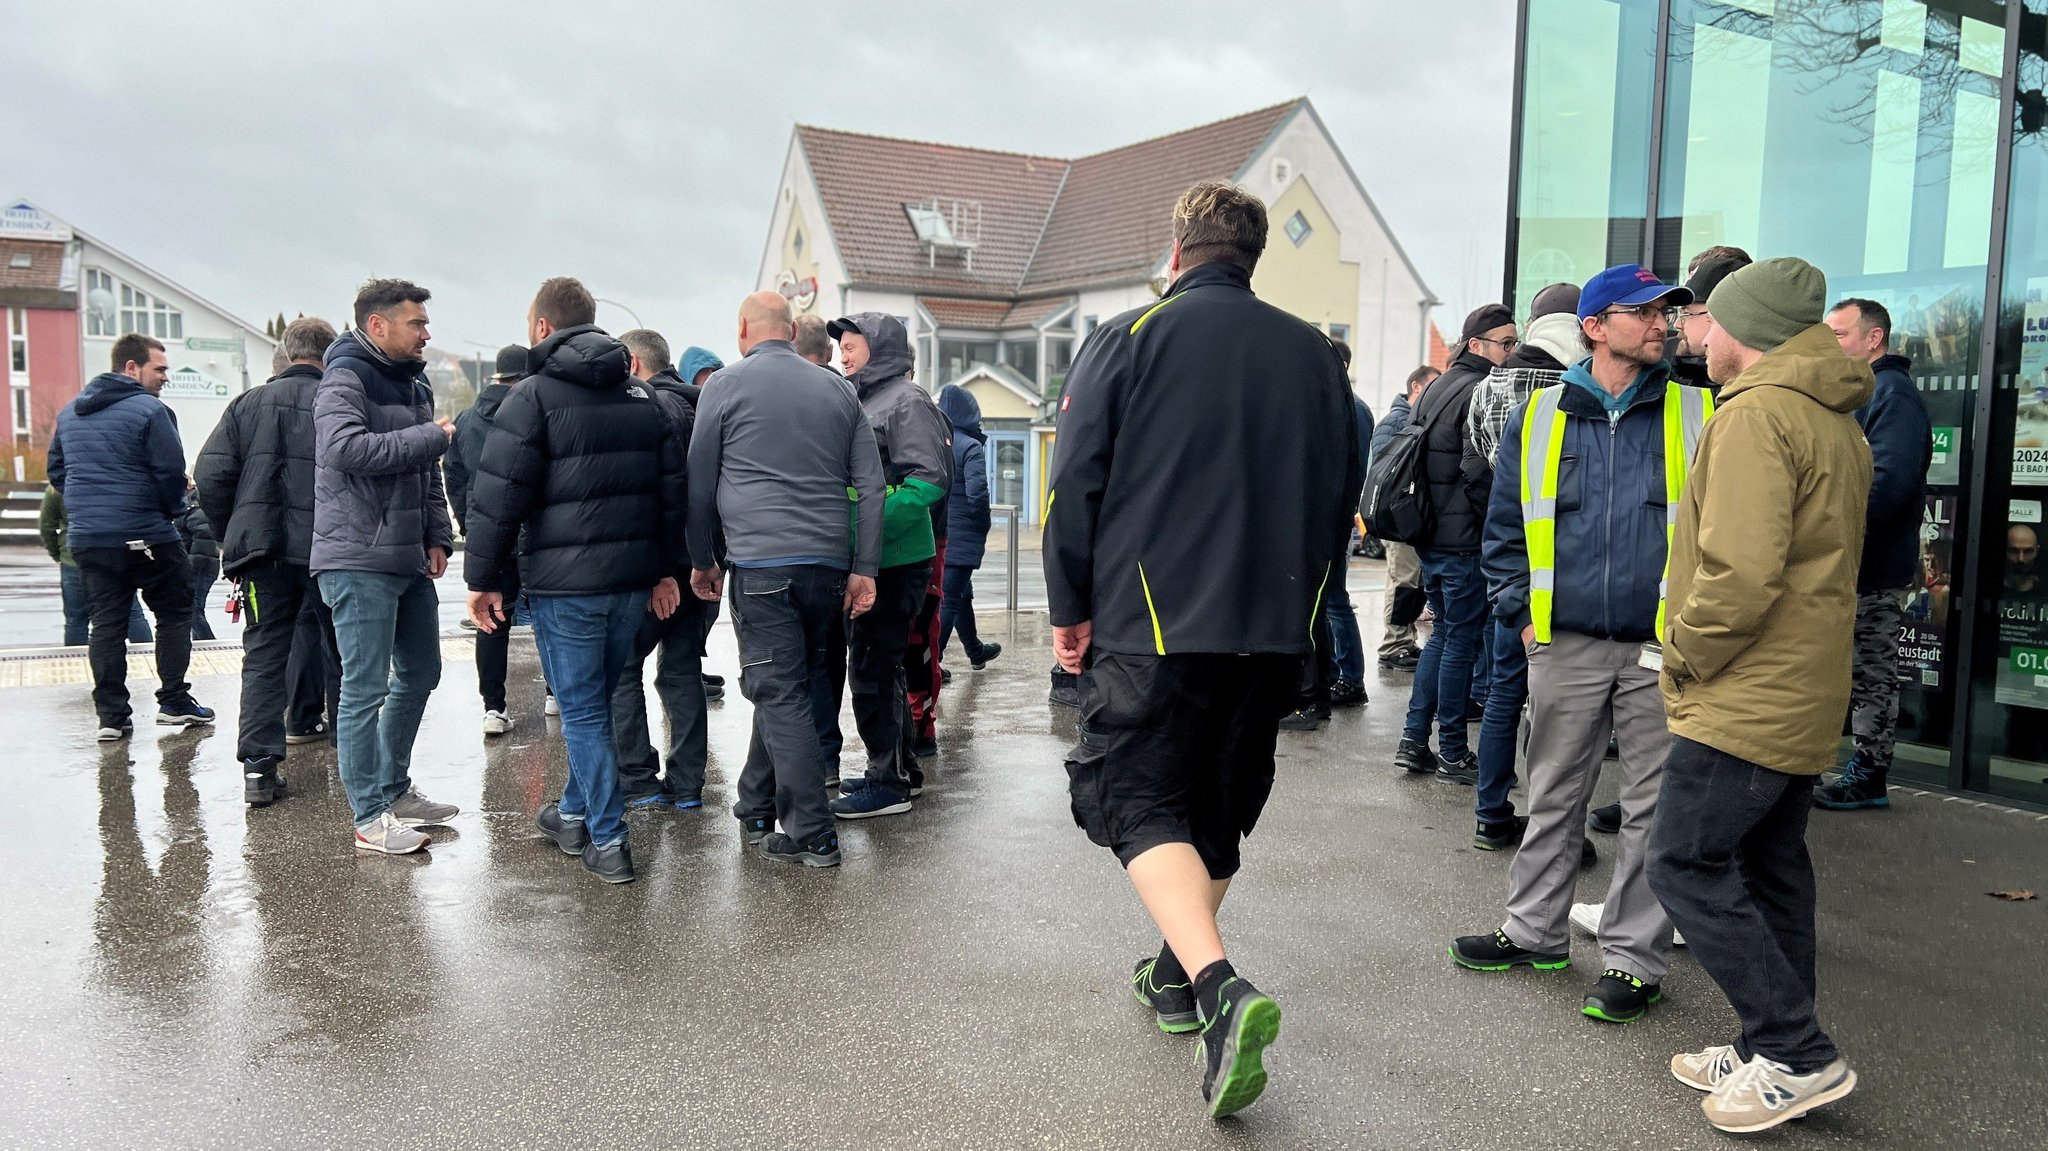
[463,277,688,885]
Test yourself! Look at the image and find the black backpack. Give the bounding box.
[1360,417,1435,544]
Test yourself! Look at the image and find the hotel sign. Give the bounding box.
[0,202,72,243]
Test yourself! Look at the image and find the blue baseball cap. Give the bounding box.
[1577,264,1692,321]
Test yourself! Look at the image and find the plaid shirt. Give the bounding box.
[1465,364,1566,468]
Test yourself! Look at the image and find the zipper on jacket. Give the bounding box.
[1603,416,1617,639]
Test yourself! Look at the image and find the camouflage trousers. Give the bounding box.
[1850,588,1910,772]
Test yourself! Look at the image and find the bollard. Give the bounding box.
[992,504,1020,612]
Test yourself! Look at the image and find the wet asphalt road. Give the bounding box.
[3,575,2044,1149]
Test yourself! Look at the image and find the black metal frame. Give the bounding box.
[1502,0,1532,303]
[1640,0,1676,268]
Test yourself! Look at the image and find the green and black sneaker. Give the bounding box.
[1449,929,1571,972]
[1132,956,1201,1034]
[1197,976,1282,1120]
[1582,969,1662,1023]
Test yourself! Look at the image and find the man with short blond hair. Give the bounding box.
[1047,179,1357,1118]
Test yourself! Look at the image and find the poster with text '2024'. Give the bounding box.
[2020,291,2048,481]
[1899,495,1953,689]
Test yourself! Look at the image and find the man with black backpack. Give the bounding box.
[1367,304,1516,783]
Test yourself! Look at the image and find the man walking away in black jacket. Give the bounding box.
[445,343,530,734]
[1394,304,1516,780]
[1046,181,1357,1119]
[1376,365,1439,669]
[610,327,712,812]
[688,292,885,867]
[465,277,689,885]
[1817,298,1932,810]
[197,317,341,805]
[50,333,213,740]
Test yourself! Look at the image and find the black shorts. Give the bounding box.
[1065,651,1299,879]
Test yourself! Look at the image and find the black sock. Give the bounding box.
[1153,941,1188,986]
[1193,959,1237,1021]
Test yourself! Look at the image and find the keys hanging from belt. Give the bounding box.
[227,581,246,624]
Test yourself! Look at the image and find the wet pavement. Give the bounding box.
[3,564,2044,1149]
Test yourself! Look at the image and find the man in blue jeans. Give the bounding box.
[688,292,884,866]
[464,277,690,885]
[1395,305,1518,781]
[312,280,460,855]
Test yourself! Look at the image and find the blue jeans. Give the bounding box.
[60,562,151,646]
[319,570,442,823]
[1325,581,1364,684]
[531,591,646,849]
[1401,549,1486,761]
[1475,617,1530,824]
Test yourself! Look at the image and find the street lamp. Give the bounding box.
[594,297,643,330]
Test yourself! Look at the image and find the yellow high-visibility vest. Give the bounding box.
[1520,381,1714,643]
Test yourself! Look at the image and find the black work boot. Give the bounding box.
[242,757,288,807]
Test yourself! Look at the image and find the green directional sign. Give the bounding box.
[185,336,244,353]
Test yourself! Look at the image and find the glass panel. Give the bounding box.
[1658,0,2010,783]
[168,312,182,340]
[1046,336,1074,401]
[1971,0,2048,802]
[1003,338,1038,387]
[991,437,1026,508]
[1512,0,1660,314]
[937,338,998,384]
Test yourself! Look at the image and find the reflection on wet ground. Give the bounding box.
[3,603,2043,1149]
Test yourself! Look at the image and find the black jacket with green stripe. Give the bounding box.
[1044,261,1359,657]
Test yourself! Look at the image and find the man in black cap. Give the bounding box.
[1394,303,1517,784]
[445,343,530,734]
[1671,248,1752,392]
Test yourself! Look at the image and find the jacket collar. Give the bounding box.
[1164,261,1253,295]
[268,363,323,383]
[1558,356,1672,417]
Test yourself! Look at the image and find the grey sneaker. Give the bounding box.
[1701,1056,1856,1133]
[353,811,430,854]
[1670,1045,1743,1092]
[388,787,459,827]
[482,710,513,736]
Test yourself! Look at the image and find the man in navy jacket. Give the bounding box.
[49,333,213,739]
[1817,299,1933,810]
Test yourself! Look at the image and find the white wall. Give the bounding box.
[78,239,276,470]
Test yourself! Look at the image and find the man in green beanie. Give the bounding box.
[1647,256,1871,1133]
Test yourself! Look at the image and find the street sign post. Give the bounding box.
[185,336,244,353]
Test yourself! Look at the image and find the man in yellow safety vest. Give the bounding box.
[1449,264,1710,1027]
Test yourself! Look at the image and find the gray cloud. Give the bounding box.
[5,1,1513,362]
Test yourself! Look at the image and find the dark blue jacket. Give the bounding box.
[1483,363,1685,643]
[1369,394,1408,466]
[47,373,187,550]
[1856,353,1932,593]
[937,385,990,568]
[1351,395,1376,501]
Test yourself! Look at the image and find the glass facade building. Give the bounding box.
[1508,0,2048,804]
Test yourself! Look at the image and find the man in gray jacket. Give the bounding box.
[688,291,884,866]
[313,279,459,856]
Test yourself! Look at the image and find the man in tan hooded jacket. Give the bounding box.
[1648,257,1871,1135]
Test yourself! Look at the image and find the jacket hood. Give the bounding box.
[1559,356,1671,415]
[1872,352,1913,379]
[531,325,631,390]
[474,380,514,419]
[678,346,725,384]
[325,329,425,377]
[937,384,982,433]
[1519,312,1581,368]
[266,363,323,385]
[842,312,915,396]
[76,372,150,417]
[1719,323,1874,413]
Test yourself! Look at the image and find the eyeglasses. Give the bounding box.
[1472,335,1520,351]
[1596,304,1680,324]
[1678,308,1711,322]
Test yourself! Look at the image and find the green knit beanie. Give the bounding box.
[1707,257,1826,354]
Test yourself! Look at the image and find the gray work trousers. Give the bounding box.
[1380,541,1422,657]
[1503,630,1676,983]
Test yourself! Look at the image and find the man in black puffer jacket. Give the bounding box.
[464,277,689,885]
[1395,304,1517,781]
[196,317,342,805]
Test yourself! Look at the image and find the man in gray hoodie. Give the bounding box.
[313,279,459,856]
[688,292,884,865]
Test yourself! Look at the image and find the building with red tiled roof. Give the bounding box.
[756,99,1437,521]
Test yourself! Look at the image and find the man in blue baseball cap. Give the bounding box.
[1452,263,1711,1029]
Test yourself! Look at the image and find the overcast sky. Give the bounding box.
[4,1,1514,365]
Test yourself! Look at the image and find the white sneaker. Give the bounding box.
[544,694,559,717]
[1671,1044,1743,1092]
[353,810,430,854]
[482,710,513,736]
[96,723,132,742]
[1570,901,1685,947]
[1702,1056,1856,1133]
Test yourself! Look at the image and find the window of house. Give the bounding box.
[12,386,27,440]
[1082,315,1099,334]
[937,338,999,383]
[1285,211,1313,247]
[8,307,26,375]
[1002,337,1038,385]
[1046,336,1075,398]
[116,280,183,340]
[85,268,115,336]
[1328,323,1351,345]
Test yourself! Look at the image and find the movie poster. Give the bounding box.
[1900,495,1954,688]
[1993,517,2048,710]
